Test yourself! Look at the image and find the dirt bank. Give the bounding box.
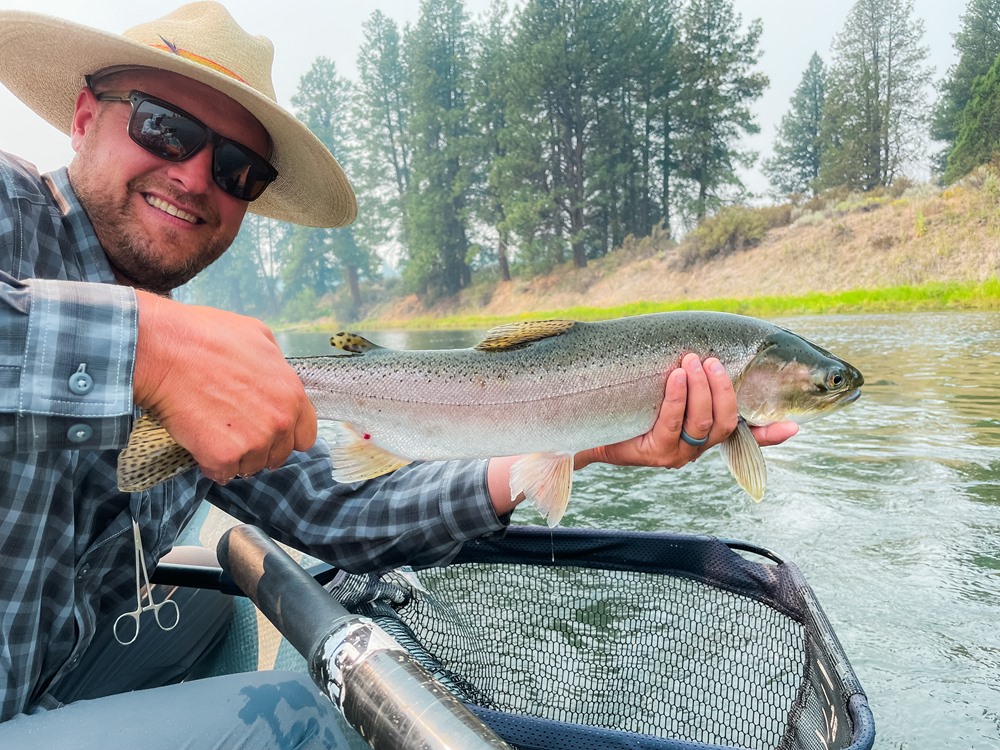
[363,181,1000,323]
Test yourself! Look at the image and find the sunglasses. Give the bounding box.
[92,88,278,201]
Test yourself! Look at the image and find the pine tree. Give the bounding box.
[944,53,1000,181]
[763,52,827,198]
[354,11,412,254]
[621,0,682,238]
[931,0,1000,174]
[403,0,476,298]
[183,215,284,318]
[290,57,373,314]
[672,0,768,222]
[819,0,931,191]
[590,0,681,248]
[497,0,636,269]
[280,224,339,320]
[469,0,514,282]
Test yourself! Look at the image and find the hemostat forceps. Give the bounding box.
[114,517,180,645]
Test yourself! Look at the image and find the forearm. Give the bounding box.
[485,450,623,518]
[211,448,507,573]
[0,272,136,451]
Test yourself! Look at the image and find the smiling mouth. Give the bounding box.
[145,195,198,224]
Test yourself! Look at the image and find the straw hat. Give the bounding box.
[0,2,357,228]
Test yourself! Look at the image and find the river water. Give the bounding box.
[278,311,1000,750]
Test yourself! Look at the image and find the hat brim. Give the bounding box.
[0,10,357,228]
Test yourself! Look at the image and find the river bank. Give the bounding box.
[279,176,1000,332]
[349,279,1000,330]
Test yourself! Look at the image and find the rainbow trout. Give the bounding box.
[117,311,864,525]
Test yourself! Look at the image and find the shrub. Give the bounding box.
[677,206,768,268]
[758,203,794,229]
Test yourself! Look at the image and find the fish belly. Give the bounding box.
[306,372,665,461]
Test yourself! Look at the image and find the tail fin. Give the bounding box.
[117,412,196,491]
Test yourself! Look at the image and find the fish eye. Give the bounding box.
[828,370,845,389]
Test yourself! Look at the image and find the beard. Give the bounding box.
[69,150,237,295]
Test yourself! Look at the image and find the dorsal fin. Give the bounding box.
[474,319,577,352]
[330,331,383,354]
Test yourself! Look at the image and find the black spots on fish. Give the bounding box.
[117,411,198,490]
[473,370,507,389]
[330,332,380,354]
[475,319,576,351]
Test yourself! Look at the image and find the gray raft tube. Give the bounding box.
[215,524,512,750]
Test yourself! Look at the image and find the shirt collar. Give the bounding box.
[43,167,119,286]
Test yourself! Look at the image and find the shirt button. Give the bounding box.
[68,365,94,395]
[77,563,91,581]
[67,423,93,443]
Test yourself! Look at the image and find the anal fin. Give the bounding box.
[510,452,574,527]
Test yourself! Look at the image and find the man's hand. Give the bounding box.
[487,353,798,513]
[575,353,798,471]
[133,291,316,484]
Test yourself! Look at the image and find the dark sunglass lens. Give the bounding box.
[131,99,203,161]
[213,142,274,201]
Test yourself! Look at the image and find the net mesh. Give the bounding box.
[328,527,873,750]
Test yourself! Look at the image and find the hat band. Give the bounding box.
[151,35,247,84]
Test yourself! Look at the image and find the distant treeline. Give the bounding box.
[183,0,1000,322]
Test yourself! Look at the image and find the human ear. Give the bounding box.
[70,88,99,153]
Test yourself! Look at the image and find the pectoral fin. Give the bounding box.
[327,422,412,482]
[510,452,574,527]
[719,419,767,502]
[117,412,196,492]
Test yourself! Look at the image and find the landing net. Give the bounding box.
[329,526,874,750]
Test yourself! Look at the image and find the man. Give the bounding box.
[140,112,164,137]
[0,3,796,747]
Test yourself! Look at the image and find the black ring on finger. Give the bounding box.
[680,428,709,446]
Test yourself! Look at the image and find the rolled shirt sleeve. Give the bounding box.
[0,273,137,451]
[210,451,509,573]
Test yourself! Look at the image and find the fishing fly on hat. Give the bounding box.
[0,1,357,228]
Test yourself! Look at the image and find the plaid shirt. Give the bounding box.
[0,151,505,721]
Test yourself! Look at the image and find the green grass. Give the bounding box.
[348,278,1000,330]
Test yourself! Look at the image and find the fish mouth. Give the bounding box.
[822,386,862,411]
[779,386,861,424]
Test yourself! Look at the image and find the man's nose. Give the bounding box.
[164,144,215,195]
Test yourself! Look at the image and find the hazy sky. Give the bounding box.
[0,0,964,195]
